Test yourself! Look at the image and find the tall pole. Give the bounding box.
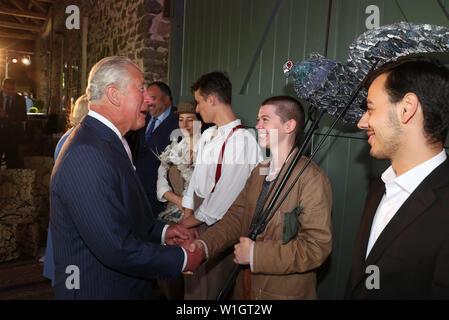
[81,16,88,94]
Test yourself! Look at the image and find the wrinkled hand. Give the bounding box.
[165,224,196,246]
[183,245,205,274]
[233,237,253,265]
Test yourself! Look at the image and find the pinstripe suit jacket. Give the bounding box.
[50,115,184,299]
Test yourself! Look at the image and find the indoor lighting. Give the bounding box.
[21,56,31,65]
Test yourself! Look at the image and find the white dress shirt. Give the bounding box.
[366,150,447,258]
[87,111,187,269]
[182,119,264,225]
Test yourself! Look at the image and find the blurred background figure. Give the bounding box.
[23,92,34,113]
[0,78,27,168]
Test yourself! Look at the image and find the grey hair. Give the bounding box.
[86,56,141,103]
[70,94,89,127]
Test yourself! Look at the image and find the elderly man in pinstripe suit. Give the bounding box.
[50,56,203,299]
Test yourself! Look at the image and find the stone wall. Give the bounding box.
[36,0,172,115]
[86,0,171,82]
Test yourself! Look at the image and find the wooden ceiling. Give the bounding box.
[0,0,53,52]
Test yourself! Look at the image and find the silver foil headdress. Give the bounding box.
[285,22,449,124]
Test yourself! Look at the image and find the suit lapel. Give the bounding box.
[351,181,385,288]
[365,160,449,266]
[365,186,436,266]
[84,115,154,219]
[351,158,449,289]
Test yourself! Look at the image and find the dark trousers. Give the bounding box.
[0,124,23,168]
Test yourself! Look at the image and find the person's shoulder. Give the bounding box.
[202,125,216,137]
[298,156,329,180]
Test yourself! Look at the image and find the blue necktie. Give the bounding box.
[145,118,157,142]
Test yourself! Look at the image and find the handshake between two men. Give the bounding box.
[165,225,255,274]
[164,224,205,273]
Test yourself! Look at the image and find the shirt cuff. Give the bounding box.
[156,187,170,202]
[181,247,187,272]
[250,241,255,272]
[161,224,169,245]
[195,208,218,226]
[182,195,194,210]
[197,240,209,259]
[161,224,187,272]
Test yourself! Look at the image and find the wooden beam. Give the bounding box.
[0,20,42,32]
[0,7,47,20]
[0,30,36,40]
[28,0,46,13]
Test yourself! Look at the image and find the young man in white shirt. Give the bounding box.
[180,71,263,299]
[346,58,449,299]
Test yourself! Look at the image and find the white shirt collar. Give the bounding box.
[381,150,447,194]
[88,110,135,169]
[216,119,241,133]
[88,110,122,139]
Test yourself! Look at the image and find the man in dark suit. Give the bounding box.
[346,58,449,299]
[127,81,179,217]
[0,78,27,168]
[50,56,203,299]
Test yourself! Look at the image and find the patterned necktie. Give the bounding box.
[145,117,157,142]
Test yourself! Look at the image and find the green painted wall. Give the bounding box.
[169,0,449,299]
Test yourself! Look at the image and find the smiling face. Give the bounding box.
[255,104,287,149]
[119,66,147,132]
[357,72,403,160]
[145,84,171,118]
[178,112,200,137]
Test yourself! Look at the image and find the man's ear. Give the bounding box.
[284,119,297,135]
[105,85,120,107]
[163,94,171,106]
[400,92,419,124]
[207,94,216,106]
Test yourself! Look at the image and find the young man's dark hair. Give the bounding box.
[261,95,306,143]
[364,57,449,144]
[190,71,232,105]
[147,81,173,105]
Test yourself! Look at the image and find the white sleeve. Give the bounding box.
[156,163,171,202]
[195,134,262,225]
[181,170,195,210]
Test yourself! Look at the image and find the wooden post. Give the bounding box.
[81,16,88,94]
